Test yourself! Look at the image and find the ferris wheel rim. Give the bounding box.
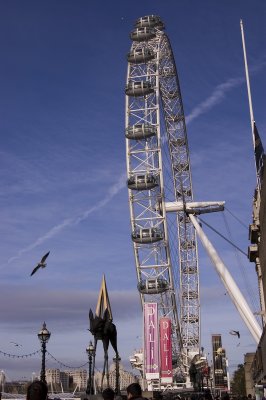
[125,15,200,373]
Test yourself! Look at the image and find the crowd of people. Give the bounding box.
[25,381,262,400]
[25,381,146,400]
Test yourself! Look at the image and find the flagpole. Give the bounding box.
[240,20,256,144]
[240,19,262,188]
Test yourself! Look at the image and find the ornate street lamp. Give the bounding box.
[113,354,121,395]
[86,341,95,396]
[38,322,51,383]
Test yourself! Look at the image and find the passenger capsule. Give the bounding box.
[132,228,163,244]
[127,174,158,190]
[125,81,154,97]
[130,27,156,42]
[135,15,164,29]
[126,124,156,140]
[137,278,168,294]
[127,48,154,64]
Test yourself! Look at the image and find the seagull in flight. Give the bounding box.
[229,330,240,338]
[10,341,22,347]
[30,252,50,276]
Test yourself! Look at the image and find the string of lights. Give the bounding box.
[0,347,89,369]
[46,351,89,369]
[0,349,40,358]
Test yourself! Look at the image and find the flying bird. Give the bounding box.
[229,330,240,338]
[10,341,22,347]
[30,252,50,276]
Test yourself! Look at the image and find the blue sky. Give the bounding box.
[0,0,265,381]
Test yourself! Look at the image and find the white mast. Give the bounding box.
[240,19,262,189]
[189,214,262,344]
[240,20,254,135]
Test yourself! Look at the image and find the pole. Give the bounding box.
[240,19,254,138]
[240,19,262,188]
[91,354,95,395]
[86,354,93,396]
[114,355,121,395]
[40,341,47,383]
[89,354,92,395]
[189,214,262,343]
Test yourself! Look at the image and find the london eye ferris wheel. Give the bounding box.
[125,14,263,389]
[125,15,200,374]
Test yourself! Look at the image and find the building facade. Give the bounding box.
[44,368,87,391]
[65,370,87,390]
[247,155,266,387]
[244,353,256,396]
[211,335,228,392]
[60,371,70,391]
[94,363,137,392]
[46,368,61,391]
[0,371,6,392]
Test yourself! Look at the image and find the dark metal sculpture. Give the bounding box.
[89,308,119,391]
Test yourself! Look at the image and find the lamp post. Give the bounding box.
[86,341,95,396]
[113,354,121,395]
[37,322,51,383]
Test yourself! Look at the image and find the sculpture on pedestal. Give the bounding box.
[89,275,120,392]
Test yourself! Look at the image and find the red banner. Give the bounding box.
[144,303,159,380]
[160,317,172,383]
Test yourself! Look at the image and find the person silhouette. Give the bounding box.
[27,381,48,400]
[102,388,115,400]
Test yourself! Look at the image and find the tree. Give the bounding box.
[231,364,246,397]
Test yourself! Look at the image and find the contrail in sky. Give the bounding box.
[160,60,265,146]
[7,173,126,264]
[7,61,266,265]
[186,76,244,124]
[186,60,266,125]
